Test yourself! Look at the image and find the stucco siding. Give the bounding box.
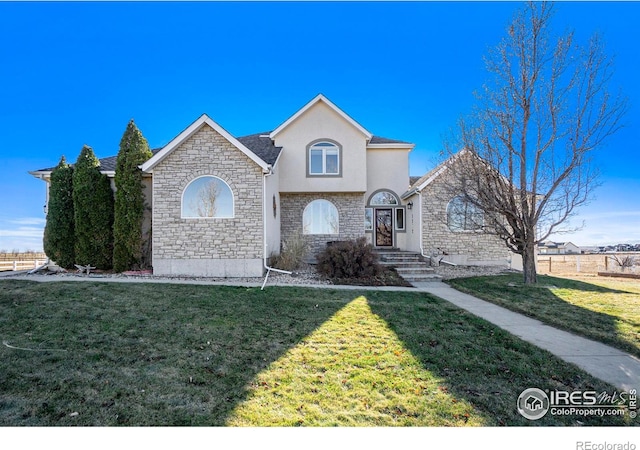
[275,101,368,193]
[151,124,264,277]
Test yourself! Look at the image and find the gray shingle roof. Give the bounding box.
[370,136,412,145]
[36,133,405,173]
[237,132,282,166]
[36,148,162,172]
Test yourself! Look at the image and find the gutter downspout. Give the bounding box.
[262,167,292,290]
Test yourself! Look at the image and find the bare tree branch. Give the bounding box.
[442,1,627,283]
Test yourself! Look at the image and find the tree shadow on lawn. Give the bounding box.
[0,281,353,426]
[365,290,631,426]
[447,274,640,359]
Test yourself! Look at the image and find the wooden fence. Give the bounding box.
[0,253,48,272]
[0,260,47,272]
[537,253,640,276]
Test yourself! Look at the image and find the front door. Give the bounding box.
[375,208,393,247]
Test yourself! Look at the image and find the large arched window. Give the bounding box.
[181,176,234,218]
[303,199,339,234]
[308,141,340,175]
[447,196,483,232]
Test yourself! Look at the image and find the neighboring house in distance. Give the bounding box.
[538,241,581,255]
[31,94,511,277]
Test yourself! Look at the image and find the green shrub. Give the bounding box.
[113,120,153,272]
[43,156,75,269]
[73,145,114,269]
[316,237,382,279]
[271,233,309,271]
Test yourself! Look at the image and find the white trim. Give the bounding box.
[309,141,340,175]
[28,170,51,178]
[141,114,269,172]
[180,175,235,219]
[269,94,372,140]
[366,143,415,150]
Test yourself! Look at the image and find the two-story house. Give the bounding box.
[31,94,510,277]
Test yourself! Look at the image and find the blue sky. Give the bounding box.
[1,1,639,251]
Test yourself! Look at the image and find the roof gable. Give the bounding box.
[141,114,270,172]
[402,149,473,199]
[269,94,373,140]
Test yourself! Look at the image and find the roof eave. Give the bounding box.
[141,114,269,173]
[366,143,415,150]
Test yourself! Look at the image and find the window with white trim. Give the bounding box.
[309,141,340,175]
[182,176,234,218]
[303,199,339,234]
[447,196,483,232]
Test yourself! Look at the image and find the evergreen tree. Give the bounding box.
[73,145,114,269]
[113,119,153,272]
[43,156,75,268]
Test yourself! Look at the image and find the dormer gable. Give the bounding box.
[270,94,373,141]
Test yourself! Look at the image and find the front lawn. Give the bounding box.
[448,273,640,358]
[0,280,631,426]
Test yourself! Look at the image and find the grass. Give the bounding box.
[448,273,640,359]
[0,280,632,426]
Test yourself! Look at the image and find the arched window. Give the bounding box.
[181,176,234,218]
[447,196,483,232]
[369,190,399,206]
[303,199,339,234]
[308,141,340,175]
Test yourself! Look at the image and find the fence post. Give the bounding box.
[576,255,581,273]
[548,258,552,273]
[604,255,608,271]
[13,261,17,271]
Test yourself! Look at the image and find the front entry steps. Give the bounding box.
[375,250,442,283]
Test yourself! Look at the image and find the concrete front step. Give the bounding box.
[376,250,441,282]
[399,273,442,282]
[395,266,436,274]
[379,261,429,268]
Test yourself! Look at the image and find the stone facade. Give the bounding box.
[151,125,264,277]
[280,192,365,257]
[421,173,510,266]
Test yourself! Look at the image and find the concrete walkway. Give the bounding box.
[2,273,638,391]
[414,281,640,392]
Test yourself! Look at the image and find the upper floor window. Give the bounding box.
[447,196,483,232]
[303,199,339,234]
[308,141,340,176]
[182,176,234,218]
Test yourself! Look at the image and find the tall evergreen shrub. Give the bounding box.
[113,120,153,272]
[73,145,114,269]
[43,156,75,268]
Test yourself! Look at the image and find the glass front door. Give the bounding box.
[375,208,393,247]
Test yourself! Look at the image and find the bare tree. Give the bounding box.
[193,180,220,217]
[443,2,627,284]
